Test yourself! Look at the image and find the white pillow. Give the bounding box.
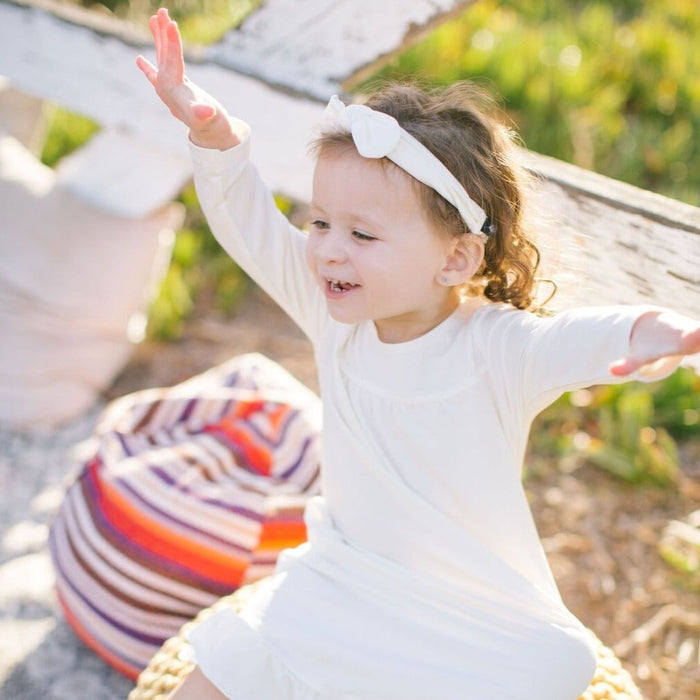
[0,134,183,430]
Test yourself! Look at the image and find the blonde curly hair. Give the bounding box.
[311,81,544,311]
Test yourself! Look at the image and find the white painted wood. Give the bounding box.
[54,129,193,218]
[0,0,474,204]
[529,156,700,374]
[206,0,475,98]
[0,0,324,203]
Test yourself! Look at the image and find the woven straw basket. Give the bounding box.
[128,579,642,700]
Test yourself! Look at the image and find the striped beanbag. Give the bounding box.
[49,353,322,679]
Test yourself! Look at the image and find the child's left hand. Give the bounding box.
[610,310,700,379]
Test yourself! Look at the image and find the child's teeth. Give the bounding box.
[329,279,357,292]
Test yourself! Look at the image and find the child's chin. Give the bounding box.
[326,306,365,326]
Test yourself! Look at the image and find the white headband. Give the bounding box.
[318,95,490,236]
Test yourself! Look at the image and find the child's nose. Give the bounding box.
[316,229,348,263]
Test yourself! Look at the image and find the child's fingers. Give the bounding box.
[609,354,684,379]
[136,56,157,85]
[155,8,174,68]
[150,13,164,67]
[617,311,700,379]
[164,19,185,80]
[147,8,184,82]
[192,103,216,121]
[679,323,700,356]
[608,357,638,377]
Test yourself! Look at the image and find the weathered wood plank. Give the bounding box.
[206,0,476,98]
[529,154,700,374]
[0,0,475,99]
[0,0,323,203]
[0,0,473,202]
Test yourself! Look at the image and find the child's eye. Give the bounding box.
[352,230,375,242]
[310,219,329,230]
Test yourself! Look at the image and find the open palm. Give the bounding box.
[136,8,236,148]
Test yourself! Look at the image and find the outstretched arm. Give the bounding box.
[610,310,700,379]
[136,8,240,150]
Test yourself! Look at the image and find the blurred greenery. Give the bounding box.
[145,186,292,339]
[146,184,250,339]
[364,0,700,206]
[40,1,699,493]
[659,510,700,592]
[86,0,259,43]
[40,105,100,168]
[529,367,700,486]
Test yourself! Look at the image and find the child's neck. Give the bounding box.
[373,296,462,344]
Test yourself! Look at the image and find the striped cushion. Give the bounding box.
[49,353,322,679]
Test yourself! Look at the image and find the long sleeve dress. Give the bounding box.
[186,121,653,700]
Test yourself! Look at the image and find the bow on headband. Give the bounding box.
[319,95,491,237]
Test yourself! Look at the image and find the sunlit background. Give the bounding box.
[1,2,698,699]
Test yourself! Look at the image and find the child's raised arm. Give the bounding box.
[610,309,700,379]
[136,8,240,151]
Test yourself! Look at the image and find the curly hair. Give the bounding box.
[311,81,543,311]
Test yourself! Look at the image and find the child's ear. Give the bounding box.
[438,234,485,286]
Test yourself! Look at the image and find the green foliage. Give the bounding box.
[363,0,700,206]
[175,0,260,44]
[83,0,259,43]
[146,184,249,340]
[531,367,700,485]
[659,511,700,592]
[40,105,99,167]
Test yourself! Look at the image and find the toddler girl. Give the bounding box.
[137,9,700,700]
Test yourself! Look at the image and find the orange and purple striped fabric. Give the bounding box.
[49,354,321,679]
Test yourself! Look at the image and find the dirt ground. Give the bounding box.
[108,285,700,700]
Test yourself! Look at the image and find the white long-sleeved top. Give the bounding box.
[187,123,650,700]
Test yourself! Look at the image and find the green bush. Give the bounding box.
[40,105,99,167]
[364,0,700,206]
[146,184,249,339]
[530,367,699,484]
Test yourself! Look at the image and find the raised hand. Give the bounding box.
[136,8,239,149]
[609,310,700,379]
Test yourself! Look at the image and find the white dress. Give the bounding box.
[185,123,651,700]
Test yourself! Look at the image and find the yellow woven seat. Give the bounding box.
[128,579,642,700]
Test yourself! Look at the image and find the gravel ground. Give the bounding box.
[0,410,134,700]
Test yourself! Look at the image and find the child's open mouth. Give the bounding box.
[326,278,359,293]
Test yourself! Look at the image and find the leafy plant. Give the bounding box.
[362,0,700,206]
[83,0,260,43]
[146,187,294,339]
[146,184,250,339]
[530,367,699,485]
[40,104,99,167]
[659,510,700,592]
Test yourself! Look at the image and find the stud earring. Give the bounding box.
[440,275,448,285]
